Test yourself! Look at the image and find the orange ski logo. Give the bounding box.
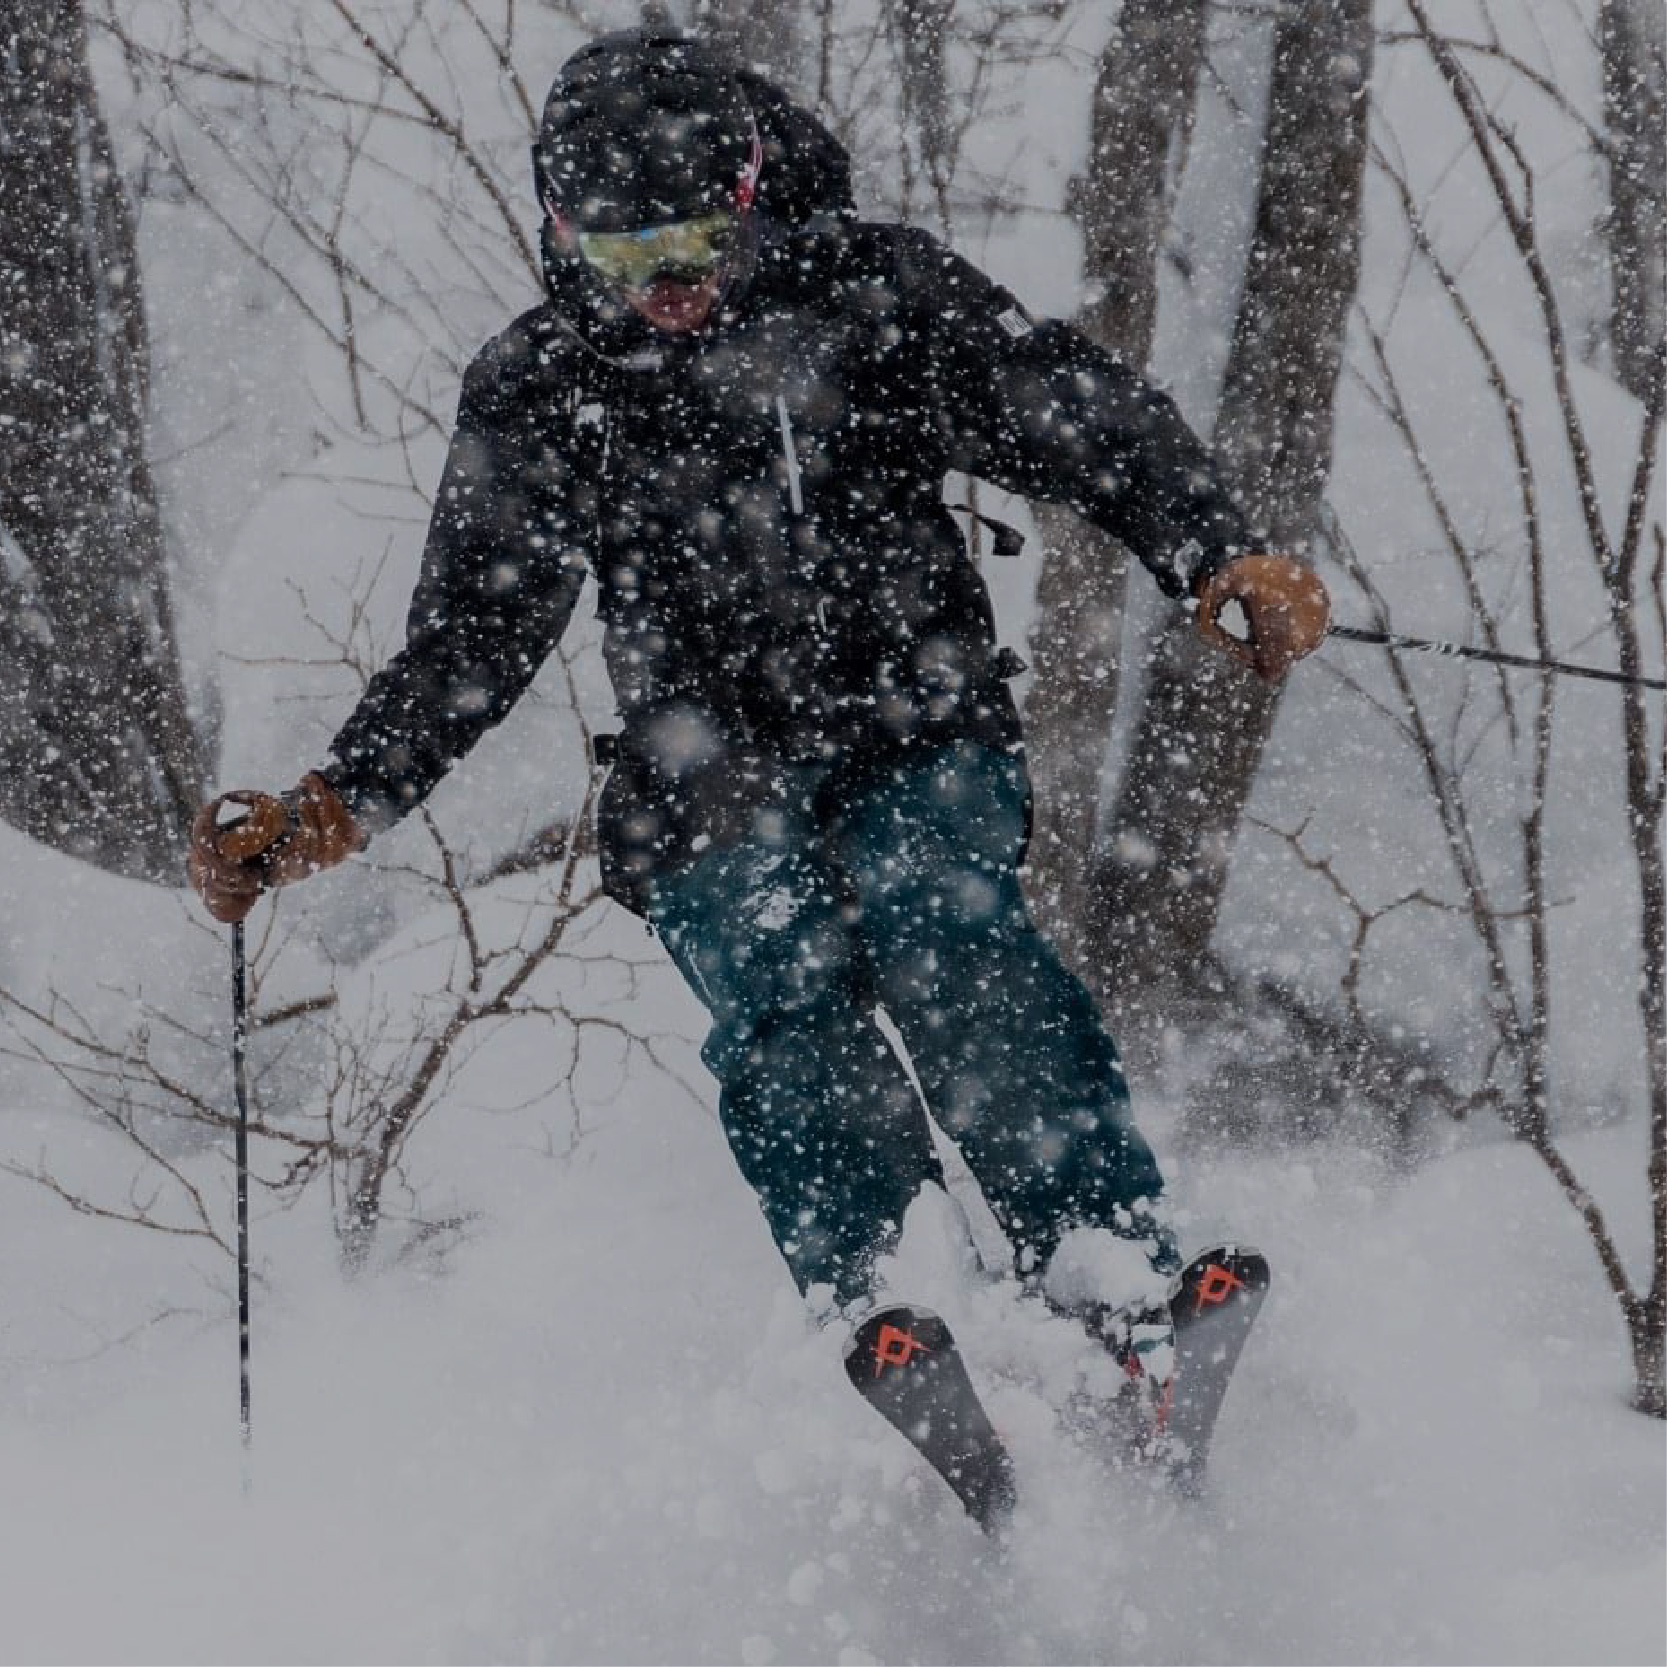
[873,1322,931,1376]
[1194,1262,1247,1314]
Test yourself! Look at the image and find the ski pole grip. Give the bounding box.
[213,795,289,863]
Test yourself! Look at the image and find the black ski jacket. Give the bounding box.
[321,217,1252,910]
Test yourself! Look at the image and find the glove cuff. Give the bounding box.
[269,772,368,882]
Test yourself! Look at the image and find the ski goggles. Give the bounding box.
[572,211,737,291]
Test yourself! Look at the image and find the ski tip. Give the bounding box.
[842,1303,947,1381]
[1181,1244,1271,1292]
[842,1303,1017,1535]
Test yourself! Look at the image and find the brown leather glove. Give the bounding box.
[1197,552,1331,682]
[188,771,367,924]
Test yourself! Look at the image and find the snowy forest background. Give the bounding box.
[0,0,1662,1662]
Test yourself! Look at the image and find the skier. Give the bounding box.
[189,30,1327,1512]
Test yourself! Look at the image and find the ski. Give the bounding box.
[844,1303,1016,1534]
[1078,1243,1269,1494]
[1158,1244,1270,1494]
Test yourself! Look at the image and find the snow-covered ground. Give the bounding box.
[0,877,1659,1666]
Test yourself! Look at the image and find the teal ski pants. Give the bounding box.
[647,741,1176,1304]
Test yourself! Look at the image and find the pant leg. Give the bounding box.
[836,741,1178,1281]
[646,777,944,1304]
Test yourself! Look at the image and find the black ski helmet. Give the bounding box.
[533,31,760,233]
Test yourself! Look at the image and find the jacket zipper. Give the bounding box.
[774,393,805,516]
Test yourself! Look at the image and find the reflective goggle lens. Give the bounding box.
[576,212,735,289]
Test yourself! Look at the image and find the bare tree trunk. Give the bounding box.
[885,0,956,224]
[1087,0,1374,1019]
[1023,0,1209,965]
[1600,0,1666,404]
[1613,360,1666,1416]
[690,0,804,86]
[0,0,204,881]
[1408,0,1665,1413]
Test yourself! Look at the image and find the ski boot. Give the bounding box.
[1076,1295,1178,1462]
[1079,1246,1271,1492]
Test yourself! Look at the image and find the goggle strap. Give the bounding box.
[734,125,764,213]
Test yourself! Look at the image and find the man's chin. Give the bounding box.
[624,276,721,333]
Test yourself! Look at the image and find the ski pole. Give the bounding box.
[231,917,252,1452]
[212,797,267,1457]
[1327,623,1666,691]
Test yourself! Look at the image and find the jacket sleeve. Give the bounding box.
[320,327,591,834]
[896,228,1253,597]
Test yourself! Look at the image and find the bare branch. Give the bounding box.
[325,0,539,281]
